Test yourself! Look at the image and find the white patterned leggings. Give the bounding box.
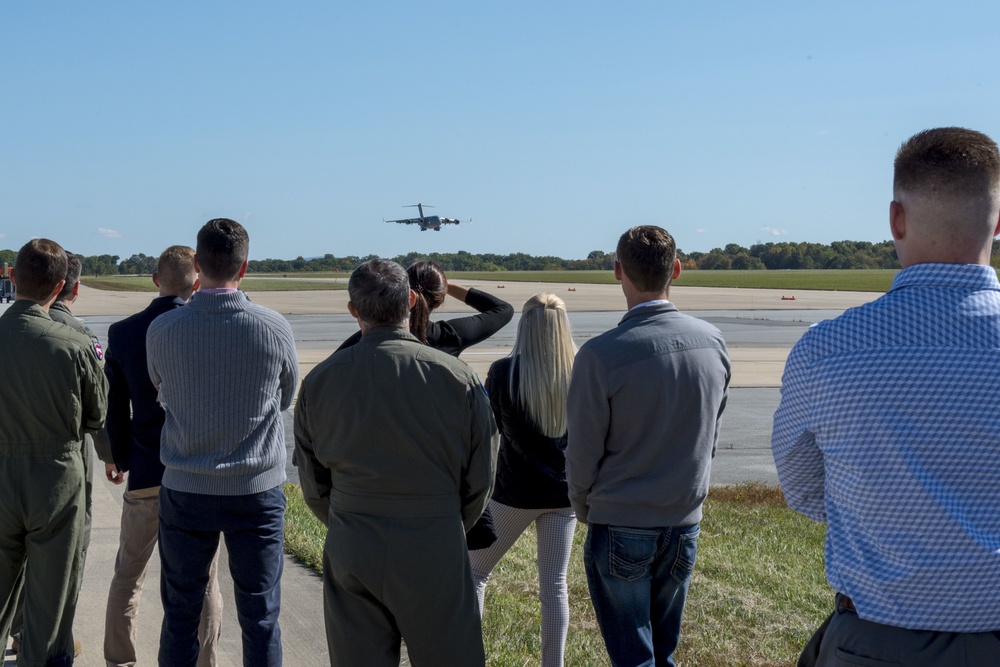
[468,499,577,667]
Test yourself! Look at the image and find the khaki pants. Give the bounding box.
[104,486,223,667]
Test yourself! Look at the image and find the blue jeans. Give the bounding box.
[584,523,699,667]
[158,486,286,667]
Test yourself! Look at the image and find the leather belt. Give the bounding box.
[836,593,856,613]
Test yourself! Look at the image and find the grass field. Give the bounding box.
[283,483,830,667]
[452,269,898,292]
[81,275,347,292]
[83,269,900,293]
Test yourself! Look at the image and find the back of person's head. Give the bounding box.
[157,245,198,296]
[895,127,1000,204]
[510,293,576,438]
[13,238,68,302]
[406,260,447,344]
[55,253,82,302]
[196,218,249,283]
[349,259,411,329]
[616,226,677,293]
[894,128,1000,255]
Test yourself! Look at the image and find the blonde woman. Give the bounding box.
[470,293,577,667]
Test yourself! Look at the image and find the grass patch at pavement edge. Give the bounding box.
[284,482,831,666]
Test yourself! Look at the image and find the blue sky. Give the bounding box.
[2,2,998,261]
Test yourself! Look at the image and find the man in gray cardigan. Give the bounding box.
[566,226,730,667]
[147,219,298,667]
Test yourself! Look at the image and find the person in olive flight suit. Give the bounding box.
[0,239,108,667]
[4,251,117,658]
[295,258,498,667]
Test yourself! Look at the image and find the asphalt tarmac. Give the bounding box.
[80,307,833,488]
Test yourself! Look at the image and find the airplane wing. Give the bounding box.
[384,218,424,225]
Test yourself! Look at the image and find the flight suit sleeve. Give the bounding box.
[460,375,499,532]
[293,385,333,526]
[79,344,109,435]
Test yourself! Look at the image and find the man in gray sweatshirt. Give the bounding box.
[147,219,298,667]
[566,225,730,667]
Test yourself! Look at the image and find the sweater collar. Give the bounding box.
[188,290,250,309]
[618,301,678,326]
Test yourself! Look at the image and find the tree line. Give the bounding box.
[6,240,1000,276]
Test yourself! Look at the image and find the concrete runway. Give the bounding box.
[70,281,878,491]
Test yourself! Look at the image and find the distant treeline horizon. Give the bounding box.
[6,240,1000,277]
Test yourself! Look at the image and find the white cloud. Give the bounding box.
[696,228,707,233]
[98,227,122,238]
[0,233,6,239]
[761,226,787,236]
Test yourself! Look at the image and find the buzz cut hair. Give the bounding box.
[157,245,197,295]
[894,127,1000,204]
[616,225,677,293]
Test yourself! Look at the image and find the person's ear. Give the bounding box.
[890,200,906,241]
[237,259,249,280]
[408,289,417,309]
[348,301,359,319]
[613,260,623,281]
[672,258,682,281]
[152,272,161,289]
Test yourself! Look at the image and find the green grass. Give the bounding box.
[83,269,902,293]
[451,270,622,285]
[452,269,898,292]
[283,483,831,666]
[81,275,347,292]
[283,484,326,571]
[674,269,896,292]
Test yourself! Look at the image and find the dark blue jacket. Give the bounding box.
[105,295,186,491]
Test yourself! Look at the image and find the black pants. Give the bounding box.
[800,594,1000,667]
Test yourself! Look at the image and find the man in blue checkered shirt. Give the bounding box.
[772,127,1000,666]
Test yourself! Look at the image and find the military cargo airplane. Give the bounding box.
[384,203,469,231]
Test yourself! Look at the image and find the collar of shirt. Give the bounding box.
[629,299,671,312]
[890,262,1000,292]
[199,288,240,295]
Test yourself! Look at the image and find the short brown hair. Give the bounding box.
[196,218,249,282]
[616,226,677,292]
[157,245,197,295]
[13,239,68,302]
[56,253,83,302]
[894,127,1000,203]
[348,259,411,327]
